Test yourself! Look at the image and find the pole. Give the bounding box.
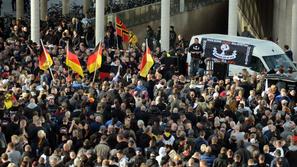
[286,0,293,46]
[92,42,101,83]
[40,0,48,21]
[292,0,297,61]
[180,0,185,13]
[16,0,24,19]
[66,41,70,77]
[161,0,170,51]
[62,0,70,16]
[228,0,238,36]
[115,16,119,49]
[278,0,287,46]
[95,0,105,45]
[83,0,91,17]
[146,39,148,55]
[40,40,55,82]
[31,0,40,43]
[273,0,280,41]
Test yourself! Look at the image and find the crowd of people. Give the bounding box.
[0,8,296,167]
[106,0,161,13]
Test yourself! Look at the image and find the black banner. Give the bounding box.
[201,38,254,66]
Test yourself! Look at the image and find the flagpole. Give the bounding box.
[92,42,101,83]
[146,38,148,55]
[115,15,119,49]
[40,39,55,83]
[66,41,70,77]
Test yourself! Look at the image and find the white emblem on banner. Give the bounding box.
[212,44,237,61]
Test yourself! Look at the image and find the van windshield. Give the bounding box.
[263,54,297,72]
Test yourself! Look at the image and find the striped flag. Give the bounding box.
[66,47,84,78]
[116,16,129,42]
[87,43,103,73]
[39,44,53,71]
[140,41,154,77]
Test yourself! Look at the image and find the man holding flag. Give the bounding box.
[87,42,103,82]
[39,40,55,82]
[65,43,84,78]
[87,42,103,74]
[38,41,53,71]
[140,40,154,78]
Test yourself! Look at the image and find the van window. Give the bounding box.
[250,56,265,73]
[263,54,297,72]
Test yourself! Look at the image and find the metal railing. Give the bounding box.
[238,0,264,38]
[107,0,226,27]
[238,9,261,39]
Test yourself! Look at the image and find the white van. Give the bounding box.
[187,34,297,76]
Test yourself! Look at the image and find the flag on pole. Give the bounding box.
[115,16,129,42]
[87,43,103,73]
[140,41,154,77]
[66,48,84,78]
[38,44,53,71]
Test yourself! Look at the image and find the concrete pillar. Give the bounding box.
[161,0,170,51]
[286,0,293,46]
[40,0,48,21]
[95,0,105,44]
[278,0,287,46]
[83,0,91,17]
[62,0,70,16]
[228,0,238,36]
[31,0,40,43]
[180,0,185,12]
[273,0,280,41]
[292,0,297,61]
[16,0,24,19]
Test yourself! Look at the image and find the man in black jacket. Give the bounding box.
[189,38,203,76]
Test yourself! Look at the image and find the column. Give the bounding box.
[83,0,91,17]
[228,0,238,36]
[31,0,40,43]
[62,0,70,16]
[278,0,287,46]
[161,0,170,51]
[292,0,297,61]
[273,0,280,41]
[95,0,105,44]
[40,0,48,21]
[16,0,24,19]
[180,0,185,12]
[286,0,293,46]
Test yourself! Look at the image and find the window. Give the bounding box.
[250,56,265,73]
[263,54,297,72]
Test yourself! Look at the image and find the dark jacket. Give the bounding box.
[285,146,297,167]
[213,153,228,167]
[235,147,250,164]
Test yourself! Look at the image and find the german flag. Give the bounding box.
[66,48,84,78]
[39,44,53,71]
[140,42,154,77]
[87,43,103,73]
[116,16,129,42]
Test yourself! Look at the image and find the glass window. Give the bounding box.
[263,54,297,72]
[250,56,265,73]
